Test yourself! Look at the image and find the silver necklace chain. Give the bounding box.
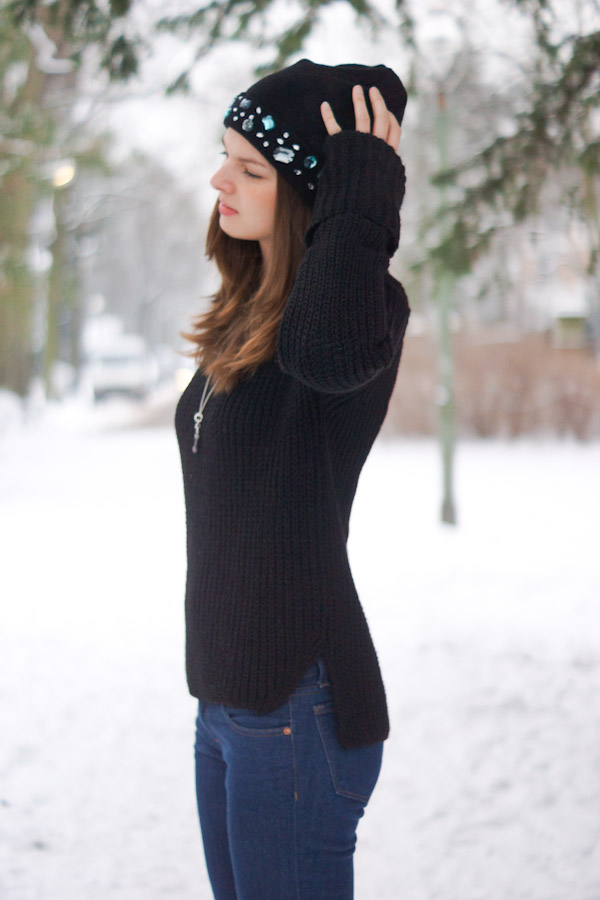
[192,372,216,453]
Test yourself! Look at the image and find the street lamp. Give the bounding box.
[418,6,462,525]
[52,160,76,189]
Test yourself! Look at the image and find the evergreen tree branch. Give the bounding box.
[426,27,600,274]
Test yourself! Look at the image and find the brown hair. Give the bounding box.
[183,173,312,394]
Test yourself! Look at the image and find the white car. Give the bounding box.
[86,335,158,402]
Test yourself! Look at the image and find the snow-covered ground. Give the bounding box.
[1,395,599,900]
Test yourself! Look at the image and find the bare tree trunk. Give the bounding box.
[0,43,45,396]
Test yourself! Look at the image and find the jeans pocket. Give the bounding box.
[221,700,292,737]
[314,701,383,803]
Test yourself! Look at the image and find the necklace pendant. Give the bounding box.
[192,412,203,454]
[191,371,215,454]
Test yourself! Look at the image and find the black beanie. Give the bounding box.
[223,58,407,205]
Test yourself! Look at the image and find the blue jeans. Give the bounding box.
[194,659,384,900]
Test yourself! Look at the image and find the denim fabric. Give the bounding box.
[194,659,384,900]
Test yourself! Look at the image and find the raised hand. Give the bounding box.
[320,84,402,152]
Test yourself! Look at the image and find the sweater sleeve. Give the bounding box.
[275,128,410,394]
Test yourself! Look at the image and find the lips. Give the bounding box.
[218,200,237,215]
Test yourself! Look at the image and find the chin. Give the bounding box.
[220,220,261,243]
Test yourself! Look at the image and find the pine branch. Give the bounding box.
[426,28,600,274]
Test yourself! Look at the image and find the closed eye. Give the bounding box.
[219,150,262,179]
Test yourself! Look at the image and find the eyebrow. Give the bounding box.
[221,137,269,168]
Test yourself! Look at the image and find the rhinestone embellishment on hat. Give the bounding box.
[273,147,295,163]
[224,92,322,196]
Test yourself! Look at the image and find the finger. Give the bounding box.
[369,86,392,142]
[387,112,402,152]
[352,84,371,133]
[320,100,341,135]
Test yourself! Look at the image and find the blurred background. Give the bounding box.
[1,1,599,899]
[1,0,598,445]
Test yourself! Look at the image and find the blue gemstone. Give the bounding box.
[242,117,254,132]
[240,97,251,108]
[304,155,318,169]
[273,147,295,164]
[262,115,275,131]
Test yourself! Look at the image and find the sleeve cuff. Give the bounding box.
[305,130,406,256]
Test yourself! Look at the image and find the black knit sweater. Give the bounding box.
[175,129,410,748]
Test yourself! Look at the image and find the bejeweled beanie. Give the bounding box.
[223,58,407,205]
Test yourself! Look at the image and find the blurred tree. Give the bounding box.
[0,10,53,396]
[7,0,598,275]
[78,154,210,356]
[3,0,598,405]
[0,5,111,398]
[8,0,141,81]
[431,10,600,275]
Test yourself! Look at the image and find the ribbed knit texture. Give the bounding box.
[175,129,410,748]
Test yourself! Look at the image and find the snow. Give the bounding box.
[5,1,598,893]
[1,397,599,899]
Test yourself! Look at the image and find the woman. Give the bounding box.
[175,58,410,900]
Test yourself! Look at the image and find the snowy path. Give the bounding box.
[1,410,599,899]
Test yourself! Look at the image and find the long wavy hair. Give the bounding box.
[183,172,312,394]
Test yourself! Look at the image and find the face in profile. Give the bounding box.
[210,128,278,256]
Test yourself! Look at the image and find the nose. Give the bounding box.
[210,160,234,194]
